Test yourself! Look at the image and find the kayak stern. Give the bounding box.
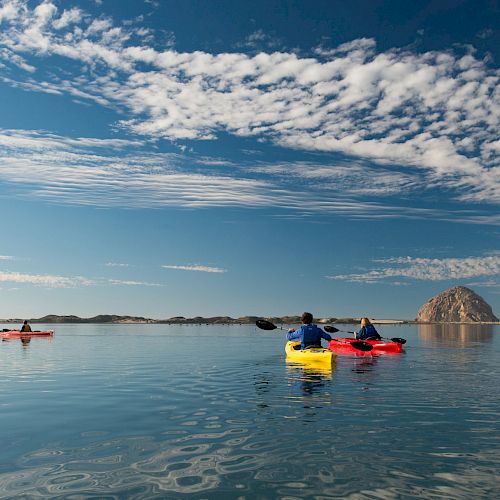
[285,341,336,366]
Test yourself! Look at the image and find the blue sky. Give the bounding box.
[0,0,498,319]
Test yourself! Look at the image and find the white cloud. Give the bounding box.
[52,7,82,30]
[466,280,499,288]
[162,265,227,273]
[0,0,18,23]
[249,161,422,196]
[0,129,278,209]
[0,270,93,287]
[0,255,14,260]
[0,128,498,223]
[0,48,35,72]
[236,30,282,51]
[0,269,163,288]
[0,128,140,150]
[0,1,497,205]
[105,262,130,267]
[108,279,161,286]
[327,255,500,284]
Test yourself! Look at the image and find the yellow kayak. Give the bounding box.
[285,341,335,366]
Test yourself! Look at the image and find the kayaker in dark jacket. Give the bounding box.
[287,312,333,349]
[20,320,32,333]
[355,317,381,340]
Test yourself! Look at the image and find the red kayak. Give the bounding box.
[1,330,54,339]
[329,337,403,355]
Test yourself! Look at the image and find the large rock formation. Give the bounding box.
[416,286,498,322]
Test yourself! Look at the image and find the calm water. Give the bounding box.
[0,323,499,499]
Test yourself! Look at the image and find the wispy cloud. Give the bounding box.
[0,255,14,260]
[105,262,130,267]
[327,255,500,284]
[0,129,277,209]
[0,271,93,287]
[162,265,227,273]
[249,161,422,196]
[108,279,161,286]
[0,269,162,288]
[0,1,497,204]
[1,128,498,223]
[466,280,499,288]
[235,30,283,51]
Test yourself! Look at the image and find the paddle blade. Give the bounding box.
[351,341,373,352]
[391,337,407,344]
[324,325,339,333]
[255,319,277,331]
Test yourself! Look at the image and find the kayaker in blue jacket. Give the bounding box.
[355,317,381,340]
[287,312,333,349]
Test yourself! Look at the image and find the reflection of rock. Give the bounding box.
[418,324,494,346]
[416,286,498,323]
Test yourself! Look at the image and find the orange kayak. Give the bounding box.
[1,330,54,339]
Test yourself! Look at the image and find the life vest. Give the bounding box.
[357,324,380,340]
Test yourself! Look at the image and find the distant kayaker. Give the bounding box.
[355,318,381,340]
[20,320,32,333]
[287,312,333,350]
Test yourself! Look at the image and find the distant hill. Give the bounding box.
[32,314,153,324]
[416,286,498,323]
[1,314,252,324]
[0,314,408,325]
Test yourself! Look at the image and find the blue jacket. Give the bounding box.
[356,324,381,340]
[287,324,332,349]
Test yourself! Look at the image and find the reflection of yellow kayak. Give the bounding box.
[286,364,334,378]
[285,341,335,366]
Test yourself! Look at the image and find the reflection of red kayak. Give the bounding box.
[1,330,54,339]
[329,337,403,355]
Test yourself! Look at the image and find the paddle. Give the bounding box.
[255,320,373,352]
[382,337,406,344]
[323,325,406,344]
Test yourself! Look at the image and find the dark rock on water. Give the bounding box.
[416,286,498,322]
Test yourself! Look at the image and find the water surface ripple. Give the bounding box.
[0,323,498,498]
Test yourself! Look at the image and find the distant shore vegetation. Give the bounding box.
[1,314,497,325]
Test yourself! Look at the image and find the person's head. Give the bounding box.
[301,312,313,324]
[360,317,371,326]
[23,320,28,325]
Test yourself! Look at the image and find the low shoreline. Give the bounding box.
[1,315,498,325]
